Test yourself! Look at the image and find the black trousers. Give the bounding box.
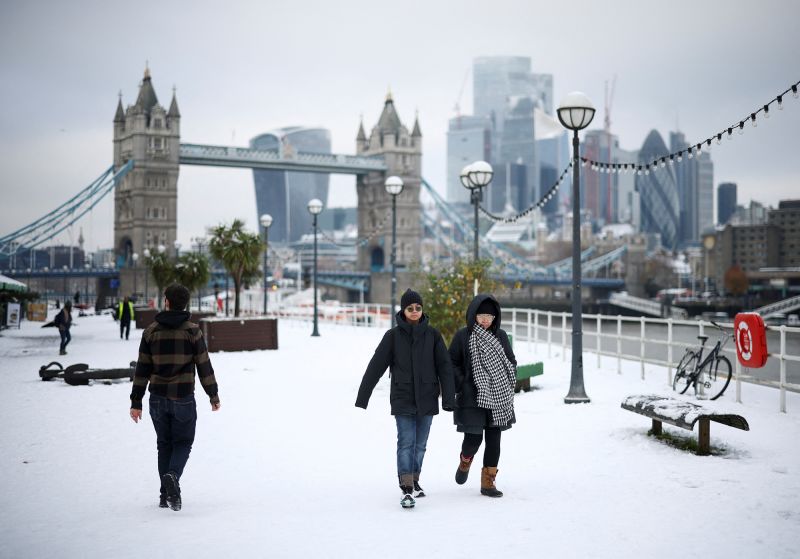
[120,319,131,339]
[461,428,501,468]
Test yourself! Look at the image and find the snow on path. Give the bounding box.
[1,314,798,558]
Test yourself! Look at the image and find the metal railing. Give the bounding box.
[208,295,799,412]
[502,308,800,413]
[271,302,392,329]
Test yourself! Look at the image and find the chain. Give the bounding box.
[314,208,393,248]
[479,162,572,223]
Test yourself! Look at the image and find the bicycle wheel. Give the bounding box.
[706,355,733,400]
[673,350,697,394]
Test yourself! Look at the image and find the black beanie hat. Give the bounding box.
[476,298,496,315]
[401,289,423,309]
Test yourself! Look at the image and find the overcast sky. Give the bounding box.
[1,0,798,251]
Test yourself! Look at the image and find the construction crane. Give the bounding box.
[604,75,616,134]
[453,68,470,124]
[603,75,617,225]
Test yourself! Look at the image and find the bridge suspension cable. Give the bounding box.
[0,161,134,256]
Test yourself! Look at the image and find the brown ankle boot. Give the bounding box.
[455,454,473,485]
[480,467,503,497]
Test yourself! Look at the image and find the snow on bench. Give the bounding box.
[621,394,749,456]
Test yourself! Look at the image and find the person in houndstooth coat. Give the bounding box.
[449,293,516,497]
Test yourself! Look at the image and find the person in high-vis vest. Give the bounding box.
[118,295,135,340]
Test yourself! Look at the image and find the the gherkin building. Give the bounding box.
[637,130,680,250]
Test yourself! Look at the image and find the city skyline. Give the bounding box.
[1,0,798,251]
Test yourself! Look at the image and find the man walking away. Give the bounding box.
[118,295,135,340]
[129,283,221,511]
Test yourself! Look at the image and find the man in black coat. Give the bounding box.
[355,289,455,508]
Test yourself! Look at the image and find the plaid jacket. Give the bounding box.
[130,310,219,410]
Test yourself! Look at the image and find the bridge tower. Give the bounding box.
[356,93,422,304]
[113,67,181,277]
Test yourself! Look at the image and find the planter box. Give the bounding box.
[200,317,278,352]
[135,309,216,329]
[27,303,48,322]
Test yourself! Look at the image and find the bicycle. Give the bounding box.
[672,321,733,400]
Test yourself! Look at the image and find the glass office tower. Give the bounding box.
[637,130,680,250]
[250,127,331,243]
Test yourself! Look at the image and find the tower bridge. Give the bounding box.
[112,67,421,303]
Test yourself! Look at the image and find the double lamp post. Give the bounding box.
[459,161,494,262]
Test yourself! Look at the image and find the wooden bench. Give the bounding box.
[515,362,543,393]
[507,334,544,393]
[621,394,749,456]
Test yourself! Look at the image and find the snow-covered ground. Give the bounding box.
[1,313,799,559]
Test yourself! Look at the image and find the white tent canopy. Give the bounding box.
[0,274,27,293]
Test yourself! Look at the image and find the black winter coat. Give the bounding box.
[449,294,517,431]
[356,312,455,416]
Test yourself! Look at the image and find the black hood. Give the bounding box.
[154,310,191,329]
[465,294,501,334]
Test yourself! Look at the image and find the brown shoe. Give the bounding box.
[480,467,503,497]
[455,454,473,485]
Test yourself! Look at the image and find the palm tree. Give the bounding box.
[209,219,264,317]
[173,252,210,311]
[147,250,175,310]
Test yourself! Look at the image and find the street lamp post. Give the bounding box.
[557,91,596,404]
[174,240,182,258]
[157,244,166,309]
[62,265,68,303]
[84,263,90,307]
[143,248,150,307]
[460,161,494,262]
[307,198,324,337]
[384,176,404,326]
[260,214,273,315]
[132,252,139,299]
[191,237,207,310]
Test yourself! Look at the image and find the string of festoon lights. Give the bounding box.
[315,208,392,248]
[479,162,573,223]
[581,79,799,174]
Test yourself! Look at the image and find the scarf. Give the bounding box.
[468,324,516,426]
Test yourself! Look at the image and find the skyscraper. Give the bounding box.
[250,127,331,243]
[468,56,552,214]
[670,131,714,245]
[718,182,737,225]
[582,130,620,226]
[498,96,537,211]
[446,115,491,204]
[696,152,714,236]
[616,147,640,228]
[670,131,696,245]
[637,130,680,250]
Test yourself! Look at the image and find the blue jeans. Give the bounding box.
[149,394,197,482]
[59,329,71,352]
[395,414,433,478]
